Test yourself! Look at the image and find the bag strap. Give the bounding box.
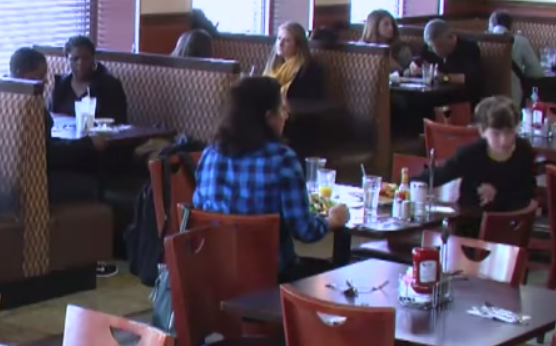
[160,155,173,238]
[159,151,198,239]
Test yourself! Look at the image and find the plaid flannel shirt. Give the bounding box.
[193,142,328,270]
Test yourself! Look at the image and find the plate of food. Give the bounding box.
[309,193,337,215]
[379,183,397,205]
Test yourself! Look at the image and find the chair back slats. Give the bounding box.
[423,119,480,160]
[62,305,174,346]
[280,284,395,346]
[545,164,556,289]
[148,152,202,236]
[165,212,279,344]
[479,200,538,249]
[421,230,527,286]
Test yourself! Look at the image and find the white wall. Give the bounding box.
[140,0,347,14]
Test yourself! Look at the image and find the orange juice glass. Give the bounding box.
[317,168,336,198]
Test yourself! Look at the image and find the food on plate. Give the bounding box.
[379,183,397,199]
[309,193,336,215]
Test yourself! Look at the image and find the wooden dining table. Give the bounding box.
[330,185,462,266]
[50,113,175,143]
[222,259,556,346]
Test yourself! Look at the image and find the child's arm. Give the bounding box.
[411,149,468,187]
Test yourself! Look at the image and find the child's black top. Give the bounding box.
[411,137,536,212]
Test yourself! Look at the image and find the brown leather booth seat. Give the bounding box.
[0,78,113,308]
[35,47,241,257]
[49,203,113,271]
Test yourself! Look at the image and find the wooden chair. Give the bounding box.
[421,231,528,286]
[423,119,480,160]
[164,224,283,346]
[280,284,395,346]
[148,151,202,236]
[434,102,473,126]
[531,164,556,289]
[62,305,174,346]
[479,200,538,249]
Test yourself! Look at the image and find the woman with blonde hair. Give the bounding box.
[360,10,412,73]
[263,22,325,100]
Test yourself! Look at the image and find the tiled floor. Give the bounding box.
[0,236,553,345]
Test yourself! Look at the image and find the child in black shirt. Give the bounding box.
[412,95,536,234]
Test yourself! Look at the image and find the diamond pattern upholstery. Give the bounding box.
[213,34,275,74]
[0,79,49,277]
[36,47,240,143]
[513,20,556,57]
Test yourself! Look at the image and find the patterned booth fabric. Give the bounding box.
[34,47,241,143]
[339,17,488,43]
[398,26,513,98]
[0,78,49,280]
[309,42,391,175]
[213,34,275,74]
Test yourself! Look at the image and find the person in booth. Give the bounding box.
[49,35,128,124]
[411,96,536,237]
[263,22,325,101]
[408,19,483,105]
[488,11,544,106]
[171,29,213,58]
[193,77,350,283]
[360,9,413,73]
[9,48,117,278]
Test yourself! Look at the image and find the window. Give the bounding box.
[97,0,139,52]
[350,0,401,23]
[192,0,267,35]
[350,0,440,23]
[0,0,92,73]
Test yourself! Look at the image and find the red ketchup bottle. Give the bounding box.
[531,87,547,130]
[411,247,440,294]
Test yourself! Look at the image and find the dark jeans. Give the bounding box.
[48,171,100,206]
[278,256,334,283]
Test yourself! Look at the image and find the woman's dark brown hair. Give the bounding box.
[360,10,400,44]
[474,95,519,130]
[215,77,282,156]
[171,29,212,58]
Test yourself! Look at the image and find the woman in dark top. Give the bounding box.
[171,29,213,58]
[49,36,128,124]
[360,10,413,73]
[412,96,536,235]
[263,22,325,101]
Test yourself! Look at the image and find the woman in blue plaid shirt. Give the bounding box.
[193,77,350,282]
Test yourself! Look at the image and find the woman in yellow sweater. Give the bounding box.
[263,22,325,101]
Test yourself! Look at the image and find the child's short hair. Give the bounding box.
[474,95,519,130]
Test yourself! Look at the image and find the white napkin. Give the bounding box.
[467,304,531,324]
[389,71,401,84]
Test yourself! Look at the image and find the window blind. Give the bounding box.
[350,0,440,23]
[96,0,138,51]
[270,0,312,35]
[0,0,92,73]
[192,0,267,35]
[350,0,401,23]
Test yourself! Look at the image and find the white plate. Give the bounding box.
[95,118,115,125]
[429,205,456,214]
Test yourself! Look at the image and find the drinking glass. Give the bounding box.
[305,157,326,193]
[362,175,382,221]
[422,63,433,86]
[317,168,336,198]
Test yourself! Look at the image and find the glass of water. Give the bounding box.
[362,175,382,222]
[305,157,326,194]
